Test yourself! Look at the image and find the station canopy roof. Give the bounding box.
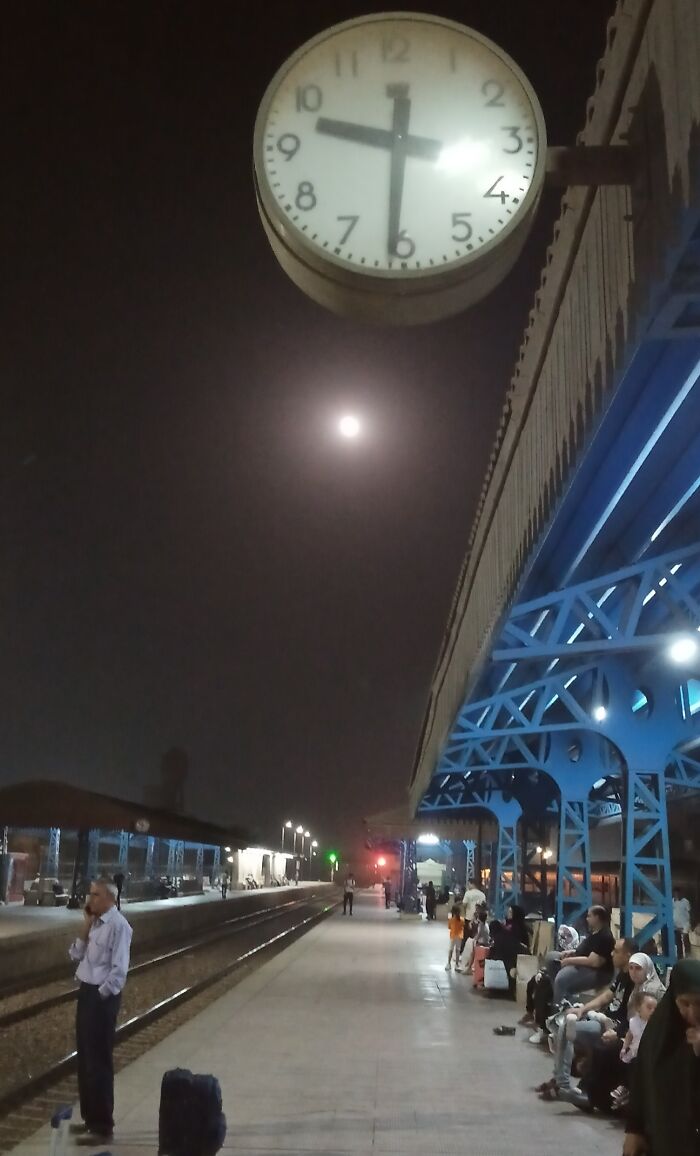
[0,780,249,846]
[364,803,497,844]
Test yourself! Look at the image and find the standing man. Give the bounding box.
[383,877,392,909]
[220,869,229,900]
[112,871,125,911]
[343,872,356,915]
[68,877,132,1143]
[462,877,486,922]
[673,886,691,958]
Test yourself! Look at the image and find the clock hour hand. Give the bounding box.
[387,84,411,258]
[315,117,442,162]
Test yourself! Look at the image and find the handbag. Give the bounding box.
[484,958,509,991]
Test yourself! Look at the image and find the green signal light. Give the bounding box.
[328,852,338,864]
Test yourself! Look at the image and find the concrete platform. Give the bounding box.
[14,890,623,1155]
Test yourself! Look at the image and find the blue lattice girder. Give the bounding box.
[557,798,592,928]
[463,840,476,883]
[492,543,700,664]
[46,827,60,877]
[622,767,674,962]
[87,829,100,881]
[118,830,129,869]
[145,836,156,877]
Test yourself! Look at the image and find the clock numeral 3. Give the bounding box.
[501,126,523,154]
[451,212,473,243]
[484,176,507,205]
[295,181,317,211]
[337,215,359,245]
[296,84,323,113]
[394,229,415,259]
[277,133,301,161]
[381,34,410,63]
[482,79,505,108]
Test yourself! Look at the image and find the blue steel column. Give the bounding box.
[167,839,176,876]
[118,830,129,870]
[622,763,673,957]
[175,840,185,878]
[556,796,592,929]
[491,797,522,918]
[46,827,61,878]
[87,829,100,880]
[212,845,221,878]
[195,844,204,882]
[145,836,156,877]
[463,840,475,884]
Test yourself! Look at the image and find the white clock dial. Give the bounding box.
[255,14,545,279]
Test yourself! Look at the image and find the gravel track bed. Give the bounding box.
[0,900,321,1100]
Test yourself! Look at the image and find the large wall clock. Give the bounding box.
[253,12,547,325]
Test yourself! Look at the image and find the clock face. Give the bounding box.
[254,13,546,281]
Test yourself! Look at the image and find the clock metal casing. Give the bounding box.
[253,12,547,325]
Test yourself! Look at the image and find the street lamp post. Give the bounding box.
[282,820,293,852]
[295,826,303,883]
[311,840,318,879]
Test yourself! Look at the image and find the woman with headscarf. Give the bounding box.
[623,958,700,1155]
[626,951,665,1006]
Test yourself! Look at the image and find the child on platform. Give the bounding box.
[610,992,658,1109]
[446,904,465,971]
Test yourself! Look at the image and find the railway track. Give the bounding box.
[0,893,337,1154]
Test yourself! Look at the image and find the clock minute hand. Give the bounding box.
[315,117,442,162]
[387,84,411,258]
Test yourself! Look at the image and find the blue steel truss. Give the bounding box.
[46,827,60,877]
[167,839,176,876]
[212,844,221,878]
[145,836,156,877]
[623,767,674,956]
[87,829,100,881]
[493,543,700,664]
[175,840,185,878]
[118,830,129,869]
[463,840,475,883]
[195,845,204,880]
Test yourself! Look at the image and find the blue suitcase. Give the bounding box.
[159,1068,226,1156]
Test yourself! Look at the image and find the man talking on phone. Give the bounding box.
[68,877,133,1143]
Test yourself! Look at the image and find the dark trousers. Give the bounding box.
[675,929,690,958]
[76,983,120,1134]
[343,891,353,914]
[221,884,228,899]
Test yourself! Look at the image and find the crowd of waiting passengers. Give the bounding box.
[422,879,700,1155]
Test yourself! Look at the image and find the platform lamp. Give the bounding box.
[282,820,293,853]
[311,839,318,879]
[536,845,553,916]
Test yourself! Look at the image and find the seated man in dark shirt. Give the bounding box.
[548,905,616,1004]
[537,937,637,1103]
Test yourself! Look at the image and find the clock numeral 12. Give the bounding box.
[381,34,410,63]
[484,176,507,205]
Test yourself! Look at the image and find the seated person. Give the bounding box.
[487,916,528,999]
[546,905,615,1004]
[523,925,579,1041]
[536,937,637,1103]
[610,992,659,1109]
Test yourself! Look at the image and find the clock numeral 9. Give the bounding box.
[501,126,523,154]
[482,79,505,108]
[295,84,323,113]
[277,133,300,161]
[451,212,473,243]
[381,34,410,63]
[295,181,317,211]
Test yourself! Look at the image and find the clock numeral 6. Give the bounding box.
[451,212,473,243]
[501,126,523,154]
[295,181,317,211]
[394,230,415,259]
[482,79,505,108]
[277,133,301,161]
[295,84,322,113]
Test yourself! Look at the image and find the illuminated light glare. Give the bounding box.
[338,414,360,438]
[564,675,578,689]
[296,825,303,833]
[643,589,656,606]
[650,474,700,542]
[227,855,234,863]
[593,705,608,722]
[417,833,440,845]
[377,856,386,867]
[435,136,490,173]
[285,820,292,828]
[669,637,698,664]
[593,777,606,790]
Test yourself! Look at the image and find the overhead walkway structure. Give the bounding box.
[409,0,700,961]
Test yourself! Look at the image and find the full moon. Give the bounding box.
[338,415,361,439]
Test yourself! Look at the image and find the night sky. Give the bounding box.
[3,1,615,852]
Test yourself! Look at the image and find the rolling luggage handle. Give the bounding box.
[48,1106,72,1156]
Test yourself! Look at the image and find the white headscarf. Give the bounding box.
[557,924,580,951]
[628,952,665,999]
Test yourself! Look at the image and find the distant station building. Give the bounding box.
[0,780,248,906]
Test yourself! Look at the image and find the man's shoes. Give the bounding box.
[518,1012,534,1026]
[74,1131,114,1146]
[444,965,451,971]
[557,1086,593,1111]
[528,1029,546,1045]
[69,1123,89,1135]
